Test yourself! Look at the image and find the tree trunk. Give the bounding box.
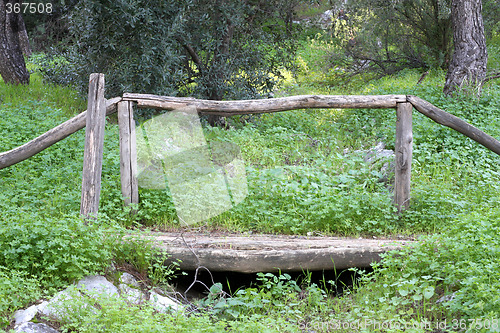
[16,11,31,57]
[443,0,487,96]
[0,0,30,85]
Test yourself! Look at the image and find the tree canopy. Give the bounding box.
[328,0,499,89]
[39,0,301,101]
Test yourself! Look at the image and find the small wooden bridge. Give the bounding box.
[1,74,499,271]
[149,231,413,273]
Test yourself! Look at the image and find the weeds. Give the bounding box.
[1,34,499,331]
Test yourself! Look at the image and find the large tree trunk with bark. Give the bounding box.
[443,0,487,97]
[16,11,31,57]
[0,0,30,85]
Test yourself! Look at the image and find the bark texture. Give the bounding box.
[153,232,413,273]
[0,0,30,84]
[123,93,407,115]
[443,0,487,96]
[16,11,30,56]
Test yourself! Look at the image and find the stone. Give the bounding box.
[14,322,59,333]
[13,274,183,330]
[436,292,456,304]
[149,291,182,313]
[13,304,39,326]
[119,284,146,305]
[119,272,140,287]
[355,142,395,185]
[363,142,395,164]
[77,275,118,296]
[38,288,82,321]
[118,272,146,304]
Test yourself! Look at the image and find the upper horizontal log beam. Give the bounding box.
[0,97,122,170]
[408,95,500,156]
[122,93,407,116]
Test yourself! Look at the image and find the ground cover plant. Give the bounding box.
[1,28,500,332]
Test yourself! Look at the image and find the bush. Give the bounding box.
[0,214,115,288]
[344,208,500,324]
[38,0,300,102]
[0,267,42,327]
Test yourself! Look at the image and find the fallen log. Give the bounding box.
[408,95,500,156]
[123,93,407,116]
[151,232,413,273]
[0,97,122,170]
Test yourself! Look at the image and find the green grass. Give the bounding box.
[0,73,86,117]
[1,38,500,330]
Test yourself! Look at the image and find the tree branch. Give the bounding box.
[483,72,500,85]
[177,38,205,74]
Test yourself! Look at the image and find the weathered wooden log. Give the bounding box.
[122,93,407,116]
[408,95,500,156]
[118,101,139,208]
[0,97,121,170]
[80,74,106,219]
[394,102,413,213]
[151,232,413,273]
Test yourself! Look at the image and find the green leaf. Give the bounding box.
[423,286,435,300]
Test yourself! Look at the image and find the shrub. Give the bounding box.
[0,214,114,288]
[341,208,500,325]
[0,267,42,327]
[38,0,300,103]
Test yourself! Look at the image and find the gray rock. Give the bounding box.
[118,273,146,304]
[119,283,146,304]
[436,292,456,304]
[363,142,395,164]
[13,304,39,326]
[149,291,182,313]
[119,272,140,287]
[14,275,182,329]
[39,288,81,321]
[14,322,59,333]
[77,275,118,296]
[358,142,395,184]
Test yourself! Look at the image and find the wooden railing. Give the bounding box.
[1,74,499,217]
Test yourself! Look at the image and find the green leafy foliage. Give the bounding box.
[0,214,115,288]
[55,274,306,332]
[1,31,500,330]
[37,0,300,103]
[227,160,398,235]
[341,208,500,326]
[0,267,42,327]
[55,291,250,333]
[197,272,327,329]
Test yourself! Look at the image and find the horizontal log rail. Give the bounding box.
[122,93,408,116]
[408,95,500,156]
[0,97,121,170]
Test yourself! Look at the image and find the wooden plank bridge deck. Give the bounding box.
[148,232,414,273]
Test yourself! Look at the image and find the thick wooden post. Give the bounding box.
[394,102,413,213]
[118,101,139,208]
[80,73,106,219]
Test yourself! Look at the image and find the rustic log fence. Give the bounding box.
[1,74,499,217]
[80,73,107,219]
[117,101,139,208]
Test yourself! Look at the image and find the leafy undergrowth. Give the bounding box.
[1,39,500,330]
[331,208,500,332]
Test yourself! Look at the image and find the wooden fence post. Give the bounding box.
[394,102,413,213]
[118,101,139,208]
[80,73,106,219]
